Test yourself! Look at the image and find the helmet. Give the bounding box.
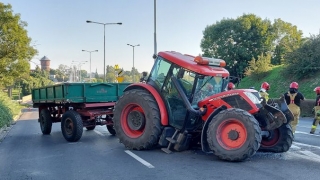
[228,82,235,90]
[290,82,299,89]
[261,82,270,91]
[314,86,320,94]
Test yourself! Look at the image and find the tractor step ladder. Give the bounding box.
[161,129,179,154]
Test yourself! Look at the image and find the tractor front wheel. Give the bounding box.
[207,108,261,162]
[259,123,293,152]
[107,125,116,135]
[113,89,162,150]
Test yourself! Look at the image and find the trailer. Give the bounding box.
[32,82,130,142]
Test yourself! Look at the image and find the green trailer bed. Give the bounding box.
[32,82,131,103]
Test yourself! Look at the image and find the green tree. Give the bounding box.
[271,19,303,65]
[245,53,272,80]
[0,3,37,88]
[106,72,115,82]
[284,34,320,79]
[201,14,273,77]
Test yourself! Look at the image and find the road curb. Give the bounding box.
[0,113,22,142]
[0,125,11,142]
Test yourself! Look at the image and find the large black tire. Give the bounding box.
[259,123,293,152]
[61,110,83,142]
[207,108,261,162]
[86,126,95,131]
[107,125,116,135]
[113,89,162,150]
[39,109,52,135]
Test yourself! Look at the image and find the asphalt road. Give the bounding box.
[1,109,320,180]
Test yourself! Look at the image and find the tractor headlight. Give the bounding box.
[244,92,261,104]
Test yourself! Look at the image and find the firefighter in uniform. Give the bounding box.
[310,86,320,134]
[259,82,270,103]
[284,82,305,135]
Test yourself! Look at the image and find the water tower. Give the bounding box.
[40,56,51,71]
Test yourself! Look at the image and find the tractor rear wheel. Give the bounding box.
[61,110,83,142]
[207,108,261,162]
[113,89,162,150]
[259,123,293,152]
[39,109,52,135]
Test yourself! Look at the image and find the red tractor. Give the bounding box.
[113,51,294,162]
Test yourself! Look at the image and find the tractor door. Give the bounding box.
[148,56,197,130]
[162,66,196,129]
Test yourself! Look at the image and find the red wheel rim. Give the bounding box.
[216,119,247,150]
[261,129,280,147]
[121,103,145,138]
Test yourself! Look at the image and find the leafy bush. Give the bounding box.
[239,65,320,99]
[0,90,23,128]
[245,53,272,80]
[284,34,320,79]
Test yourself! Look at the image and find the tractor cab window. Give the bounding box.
[162,66,196,129]
[174,68,195,99]
[149,56,171,89]
[192,76,227,106]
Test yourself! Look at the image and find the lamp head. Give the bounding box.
[86,20,92,23]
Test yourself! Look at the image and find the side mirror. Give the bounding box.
[152,54,157,59]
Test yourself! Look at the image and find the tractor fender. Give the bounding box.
[201,105,227,152]
[124,83,168,126]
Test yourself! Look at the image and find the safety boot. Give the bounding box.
[310,125,317,134]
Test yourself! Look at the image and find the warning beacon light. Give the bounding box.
[194,56,226,67]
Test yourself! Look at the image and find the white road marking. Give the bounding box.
[293,142,320,150]
[125,150,155,168]
[300,150,320,160]
[287,151,320,163]
[94,130,105,136]
[290,144,301,150]
[295,131,320,137]
[298,125,313,129]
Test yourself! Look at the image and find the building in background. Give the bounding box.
[40,56,51,71]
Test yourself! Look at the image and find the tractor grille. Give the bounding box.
[221,95,252,111]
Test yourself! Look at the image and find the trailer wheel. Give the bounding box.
[107,125,116,135]
[85,126,95,131]
[259,123,293,152]
[207,108,261,162]
[61,110,83,142]
[39,109,52,135]
[113,89,161,150]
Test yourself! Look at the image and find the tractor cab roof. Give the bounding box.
[158,51,230,77]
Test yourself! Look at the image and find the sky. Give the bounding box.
[2,0,320,75]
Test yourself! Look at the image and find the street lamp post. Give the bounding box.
[154,0,157,57]
[82,50,98,82]
[72,61,87,82]
[86,20,122,82]
[127,44,140,82]
[70,63,77,82]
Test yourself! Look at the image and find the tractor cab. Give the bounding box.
[146,51,230,130]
